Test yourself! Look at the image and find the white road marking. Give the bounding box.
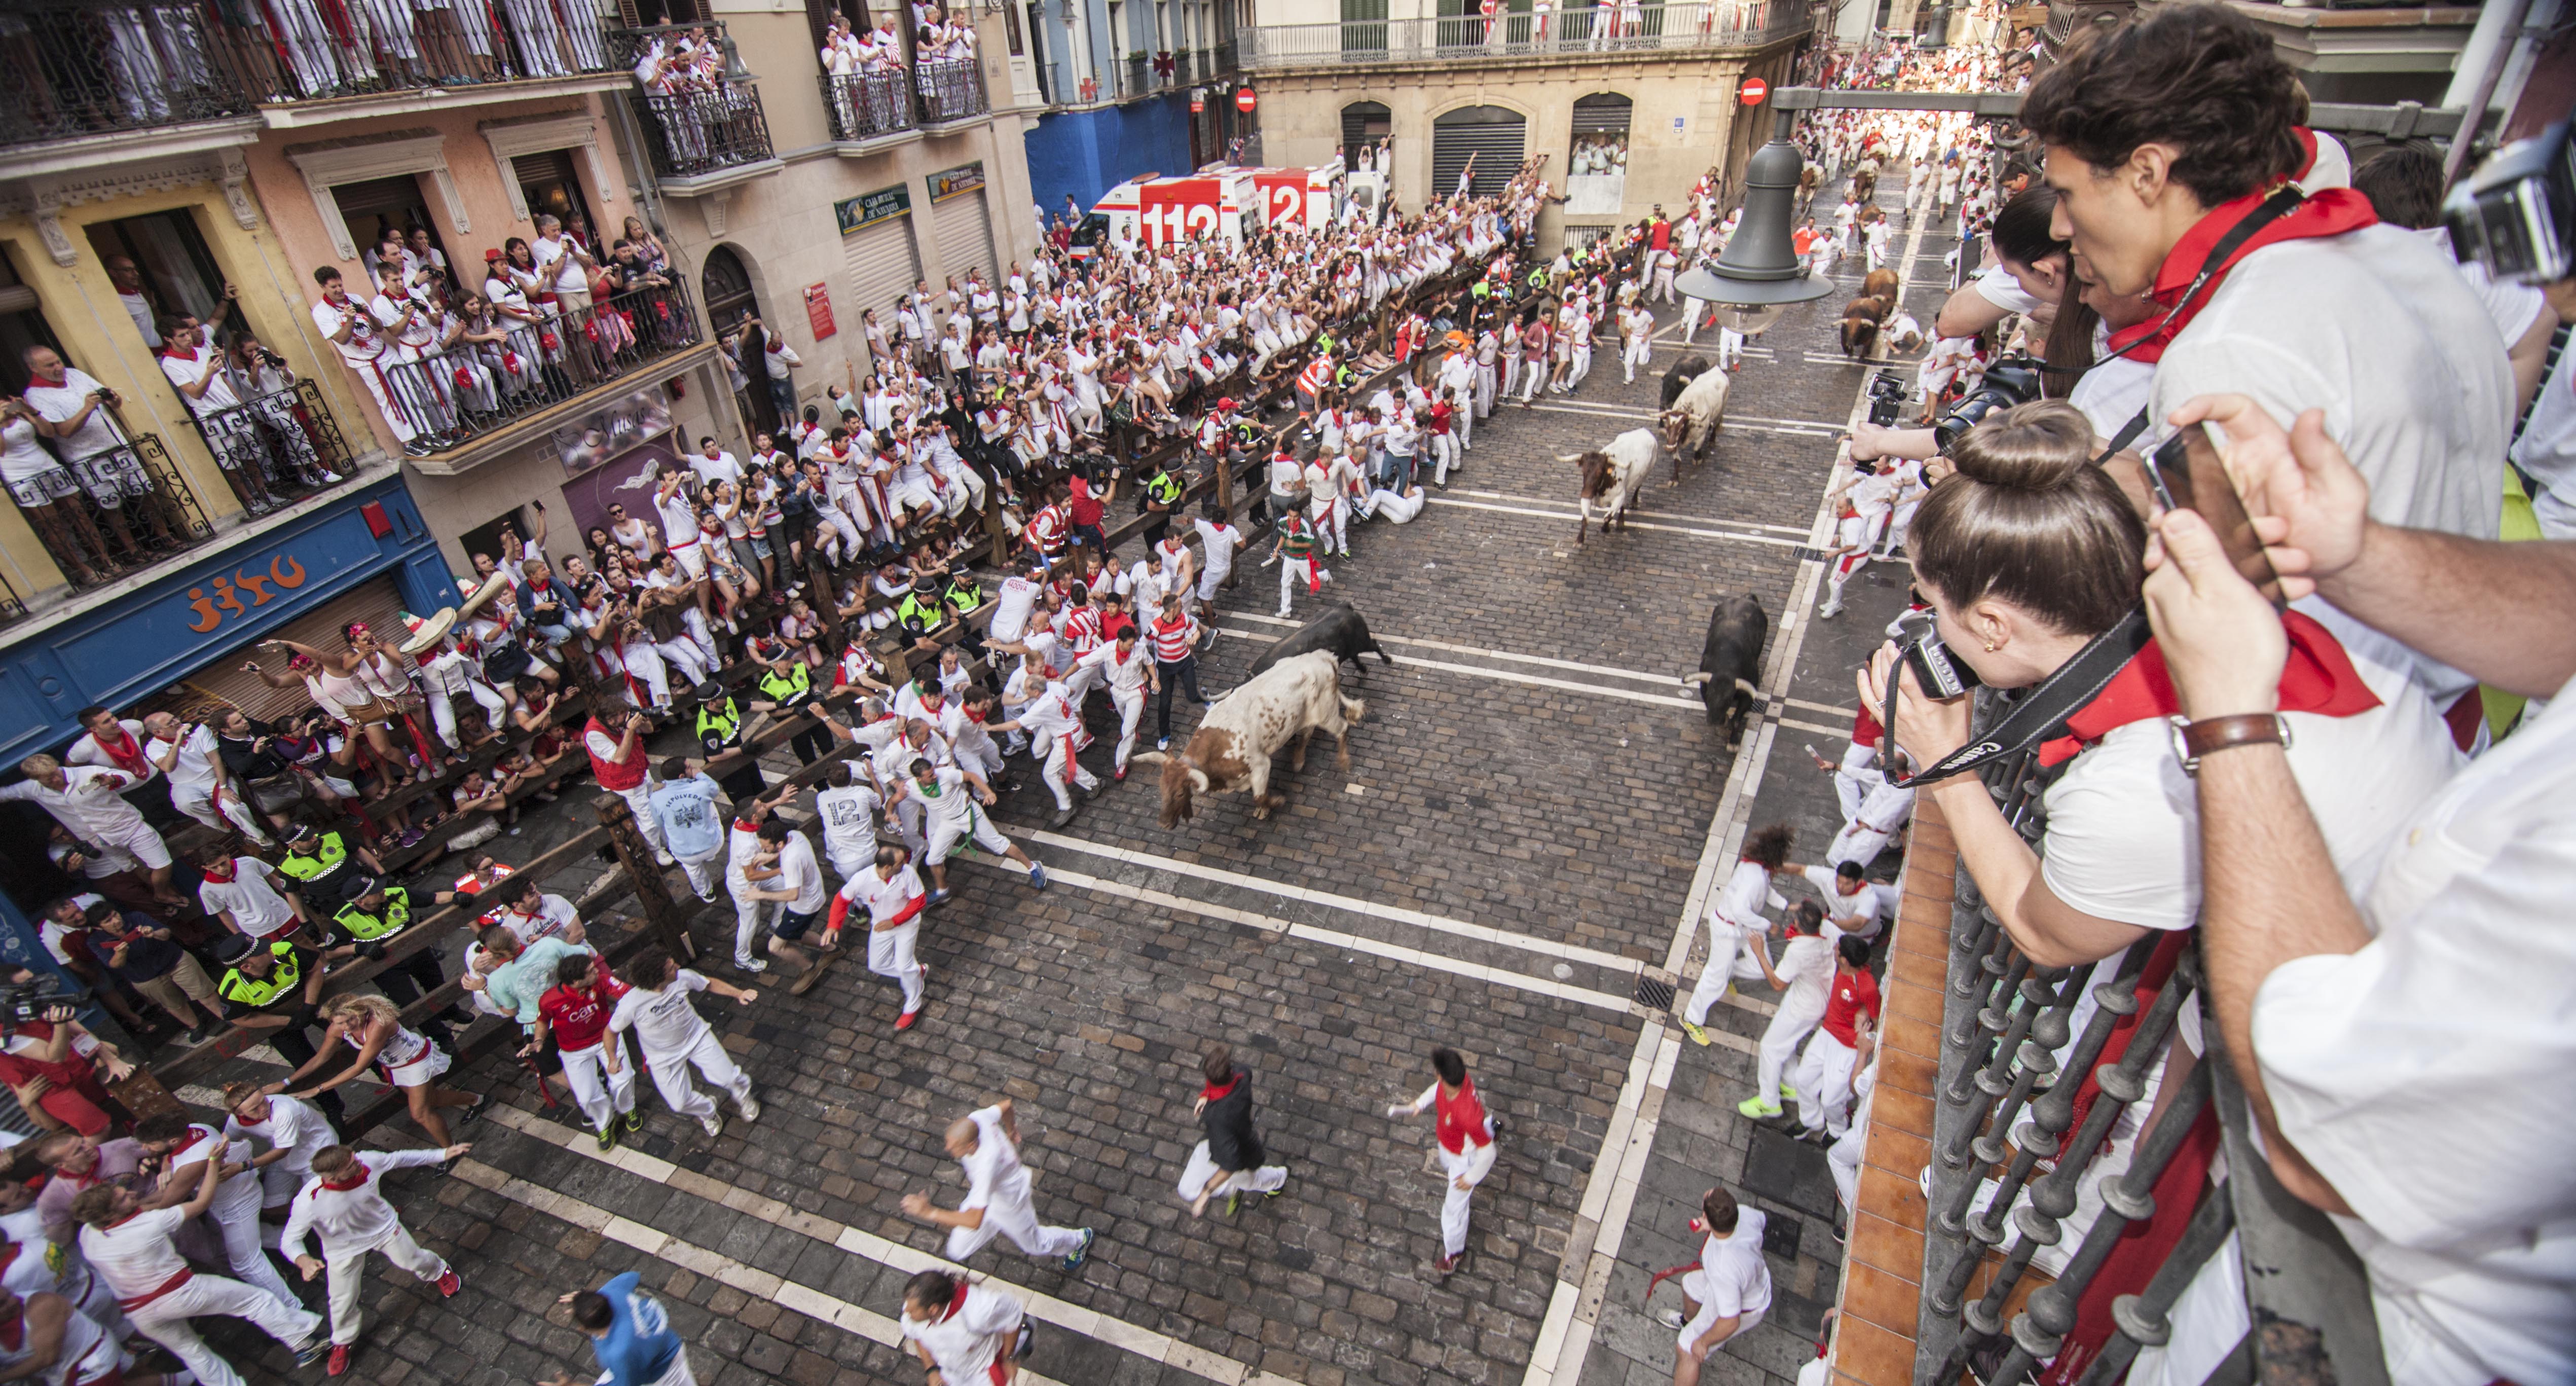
[1779,717,1851,738]
[1225,609,1726,685]
[1787,696,1858,718]
[1209,627,1702,710]
[1427,497,1807,549]
[1449,488,1815,535]
[456,1130,1270,1386]
[1512,399,1841,437]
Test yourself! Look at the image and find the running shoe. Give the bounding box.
[1062,1227,1095,1270]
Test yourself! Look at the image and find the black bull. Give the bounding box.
[1247,604,1393,679]
[1681,595,1768,747]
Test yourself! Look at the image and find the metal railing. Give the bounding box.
[627,82,775,179]
[821,69,914,141]
[183,378,361,514]
[1911,736,2386,1383]
[375,276,704,458]
[16,428,215,593]
[1236,2,1806,68]
[0,0,620,145]
[914,56,988,123]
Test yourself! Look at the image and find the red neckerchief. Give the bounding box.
[89,724,150,778]
[0,1300,20,1352]
[1201,1072,1239,1102]
[321,1160,370,1192]
[940,1284,971,1323]
[2038,610,2379,767]
[26,372,65,390]
[202,861,236,885]
[2103,174,2376,365]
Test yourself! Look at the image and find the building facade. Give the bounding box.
[1234,0,1810,249]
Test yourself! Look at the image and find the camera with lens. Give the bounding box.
[1891,608,1981,701]
[1866,371,1909,427]
[1932,354,2047,454]
[0,974,81,1025]
[2444,120,2572,285]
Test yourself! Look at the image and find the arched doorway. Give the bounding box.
[1432,104,1524,201]
[1341,100,1390,164]
[701,245,775,436]
[1566,92,1632,219]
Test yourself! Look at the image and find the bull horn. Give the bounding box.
[1554,451,1581,463]
[1134,751,1170,766]
[1186,767,1210,793]
[1680,672,1715,686]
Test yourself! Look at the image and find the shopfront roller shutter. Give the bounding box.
[1432,105,1525,201]
[933,190,1000,283]
[147,575,418,725]
[843,215,925,362]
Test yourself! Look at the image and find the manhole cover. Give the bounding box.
[1633,977,1676,1010]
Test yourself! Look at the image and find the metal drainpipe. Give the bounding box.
[2441,0,2535,186]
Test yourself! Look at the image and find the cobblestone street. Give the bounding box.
[200,197,1954,1386]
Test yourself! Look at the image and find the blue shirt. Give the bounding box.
[591,1271,685,1385]
[648,774,725,860]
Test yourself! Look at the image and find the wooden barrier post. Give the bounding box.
[595,791,695,962]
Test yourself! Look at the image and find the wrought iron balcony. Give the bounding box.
[375,276,705,462]
[914,56,989,124]
[1236,1,1808,69]
[609,22,778,181]
[0,0,622,147]
[5,420,216,602]
[821,69,915,142]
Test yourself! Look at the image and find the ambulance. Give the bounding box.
[1075,170,1262,256]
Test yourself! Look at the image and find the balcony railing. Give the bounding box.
[627,82,776,179]
[377,276,704,459]
[1912,738,2385,1382]
[915,56,989,124]
[0,0,619,146]
[1236,2,1807,68]
[821,69,914,142]
[15,427,216,596]
[183,378,361,514]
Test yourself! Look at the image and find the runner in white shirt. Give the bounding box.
[1655,1187,1772,1380]
[281,1143,465,1371]
[0,757,178,896]
[72,1161,327,1386]
[223,1084,339,1214]
[1796,860,1893,943]
[898,1270,1028,1386]
[900,1100,1095,1268]
[608,949,760,1139]
[1679,826,1792,1047]
[195,854,300,943]
[1732,903,1833,1120]
[1191,503,1242,617]
[132,1113,298,1309]
[0,1280,131,1386]
[998,679,1099,825]
[1075,630,1159,779]
[142,713,270,846]
[900,758,1047,901]
[813,762,899,876]
[827,847,931,1029]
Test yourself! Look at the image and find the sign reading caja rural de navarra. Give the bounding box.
[835,185,912,236]
[929,162,986,204]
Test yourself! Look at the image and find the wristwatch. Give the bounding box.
[2166,713,2292,777]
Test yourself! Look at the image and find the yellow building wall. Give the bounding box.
[0,177,363,599]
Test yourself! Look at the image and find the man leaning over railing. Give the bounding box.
[2142,391,2576,1386]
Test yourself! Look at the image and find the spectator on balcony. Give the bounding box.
[311,267,428,459]
[101,256,160,350]
[436,294,503,419]
[504,0,573,76]
[0,393,109,586]
[372,261,462,453]
[19,345,170,556]
[534,214,598,318]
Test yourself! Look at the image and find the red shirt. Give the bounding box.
[539,982,618,1052]
[1428,400,1453,436]
[1820,966,1881,1048]
[1434,1076,1492,1154]
[1097,609,1137,645]
[1649,218,1671,252]
[1067,477,1105,527]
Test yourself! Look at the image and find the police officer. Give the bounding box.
[210,932,347,1123]
[330,877,453,1026]
[941,567,983,625]
[745,637,830,767]
[273,822,382,914]
[1139,456,1185,546]
[693,678,768,801]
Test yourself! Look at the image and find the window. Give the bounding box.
[1341,100,1390,154]
[330,175,460,292]
[512,151,603,247]
[84,210,236,351]
[0,248,66,398]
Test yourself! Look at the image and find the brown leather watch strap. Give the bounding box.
[2180,713,2289,761]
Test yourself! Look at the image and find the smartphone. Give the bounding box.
[2145,422,2284,609]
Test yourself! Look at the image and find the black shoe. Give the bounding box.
[1048,807,1077,829]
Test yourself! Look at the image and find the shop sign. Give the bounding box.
[836,185,912,235]
[929,162,986,203]
[805,283,837,340]
[182,553,313,633]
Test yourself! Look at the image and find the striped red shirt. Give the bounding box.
[1148,609,1198,662]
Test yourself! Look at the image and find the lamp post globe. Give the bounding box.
[1675,132,1832,335]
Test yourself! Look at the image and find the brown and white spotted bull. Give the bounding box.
[1138,650,1366,826]
[1560,428,1660,543]
[1659,366,1732,477]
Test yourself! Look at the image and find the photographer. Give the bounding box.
[80,903,226,1048]
[0,1001,131,1138]
[2140,394,2576,1386]
[2019,4,2515,682]
[1857,402,2457,972]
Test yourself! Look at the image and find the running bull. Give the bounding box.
[1246,604,1393,680]
[1681,594,1768,747]
[1139,650,1366,826]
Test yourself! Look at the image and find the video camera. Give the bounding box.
[0,974,83,1026]
[1866,371,1909,428]
[2444,120,2572,286]
[1932,354,2046,455]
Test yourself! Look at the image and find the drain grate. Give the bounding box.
[1633,976,1676,1010]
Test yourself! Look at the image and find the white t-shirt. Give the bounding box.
[815,784,887,864]
[1800,865,1891,938]
[958,1104,1028,1210]
[842,863,925,927]
[78,1207,189,1301]
[226,1093,338,1179]
[988,576,1042,645]
[1768,934,1834,1013]
[2406,225,2549,350]
[281,1147,450,1258]
[1971,264,2044,316]
[1710,860,1785,931]
[158,722,225,794]
[775,831,829,915]
[610,971,715,1056]
[21,370,125,462]
[2251,669,2576,1386]
[1690,1211,1772,1320]
[2039,654,2459,935]
[900,1283,1024,1377]
[200,859,297,938]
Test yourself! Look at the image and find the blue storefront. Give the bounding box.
[0,476,450,979]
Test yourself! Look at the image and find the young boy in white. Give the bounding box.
[900,1099,1096,1269]
[1655,1187,1772,1385]
[898,1269,1027,1386]
[828,846,931,1030]
[608,947,761,1139]
[73,1162,326,1386]
[1734,902,1833,1120]
[901,759,1047,902]
[282,1143,467,1370]
[1075,630,1158,780]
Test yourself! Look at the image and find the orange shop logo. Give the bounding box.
[185,555,310,632]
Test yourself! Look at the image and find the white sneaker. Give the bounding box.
[1656,1309,1689,1330]
[698,1113,725,1138]
[735,1091,761,1123]
[655,850,675,866]
[734,957,769,973]
[1817,602,1843,619]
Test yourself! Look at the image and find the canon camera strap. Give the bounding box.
[1883,606,2153,787]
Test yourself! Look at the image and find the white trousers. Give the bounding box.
[728,886,772,964]
[1754,989,1828,1109]
[322,1222,447,1344]
[616,782,668,856]
[1277,557,1327,617]
[1622,340,1652,384]
[1499,357,1521,404]
[1717,327,1744,370]
[1436,1141,1495,1258]
[1108,686,1145,772]
[1309,496,1348,553]
[1474,362,1496,418]
[677,848,723,901]
[211,1174,298,1306]
[339,360,417,442]
[561,1038,640,1134]
[643,1028,750,1121]
[1827,821,1894,869]
[1430,432,1459,485]
[1675,1275,1765,1355]
[1571,345,1593,387]
[92,818,172,871]
[129,1272,324,1386]
[173,785,273,846]
[1829,1085,1871,1214]
[944,1182,1085,1262]
[428,681,509,748]
[1792,1030,1861,1137]
[869,921,925,1013]
[1683,917,1770,1026]
[1039,732,1100,812]
[1176,1140,1287,1202]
